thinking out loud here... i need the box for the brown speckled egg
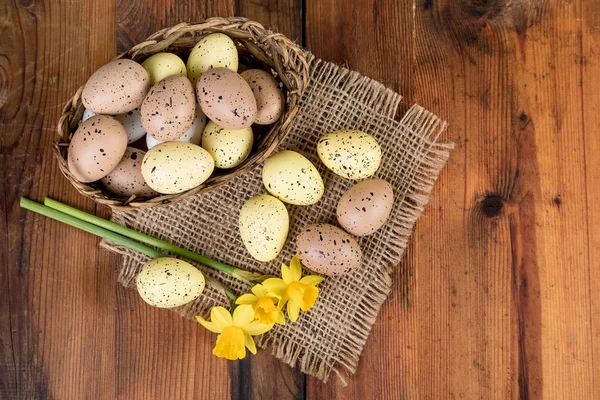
[196,67,257,129]
[296,223,362,276]
[81,59,150,114]
[141,75,196,141]
[68,115,128,182]
[337,179,394,236]
[240,69,284,125]
[100,147,158,198]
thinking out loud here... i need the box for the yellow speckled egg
[201,121,253,169]
[136,257,205,308]
[262,150,324,206]
[141,142,214,194]
[239,194,289,262]
[187,33,239,85]
[317,130,382,179]
[82,59,150,114]
[68,115,128,182]
[141,52,187,84]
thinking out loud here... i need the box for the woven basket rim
[54,16,310,210]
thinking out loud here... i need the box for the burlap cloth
[101,56,453,384]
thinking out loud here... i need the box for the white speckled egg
[317,130,382,179]
[81,109,97,122]
[100,147,158,198]
[141,75,196,141]
[141,52,187,84]
[146,106,207,149]
[187,33,239,85]
[81,59,150,114]
[240,69,284,125]
[201,121,253,169]
[68,115,128,182]
[196,68,257,129]
[239,194,289,262]
[114,107,146,143]
[141,142,214,194]
[336,179,394,236]
[262,150,324,206]
[136,257,205,308]
[297,223,362,276]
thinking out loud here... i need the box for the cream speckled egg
[317,130,382,179]
[146,106,207,149]
[136,257,205,308]
[68,115,128,182]
[336,179,394,236]
[201,121,253,169]
[114,107,146,143]
[81,59,150,114]
[187,33,239,85]
[100,147,158,198]
[196,68,257,129]
[141,142,214,194]
[239,194,289,262]
[297,223,362,276]
[142,52,187,84]
[240,69,284,125]
[81,109,96,122]
[262,150,324,206]
[141,75,196,141]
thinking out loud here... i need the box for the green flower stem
[43,197,260,281]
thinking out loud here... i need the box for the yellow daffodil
[236,284,285,325]
[262,255,324,322]
[196,305,273,360]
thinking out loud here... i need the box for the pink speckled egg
[81,59,150,115]
[240,69,284,125]
[67,115,128,182]
[196,68,257,129]
[296,223,362,276]
[141,75,196,141]
[337,179,394,236]
[100,147,158,198]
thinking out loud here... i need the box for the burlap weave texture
[102,57,453,384]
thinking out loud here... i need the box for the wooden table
[2,0,599,398]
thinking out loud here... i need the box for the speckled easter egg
[81,59,150,114]
[317,130,382,179]
[68,115,128,182]
[141,52,187,84]
[296,223,362,276]
[196,68,257,130]
[239,194,289,262]
[141,75,196,141]
[336,179,394,236]
[187,33,239,85]
[81,109,97,122]
[146,106,207,149]
[201,121,253,169]
[100,147,157,198]
[141,142,214,194]
[262,150,324,206]
[114,107,147,143]
[240,69,285,125]
[136,257,205,308]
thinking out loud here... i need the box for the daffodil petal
[244,334,257,354]
[251,284,269,298]
[232,304,255,327]
[281,263,293,284]
[196,316,223,333]
[289,255,303,282]
[301,286,319,311]
[244,320,274,336]
[210,306,233,329]
[262,278,287,298]
[287,301,300,322]
[213,327,246,360]
[276,311,286,325]
[300,275,324,286]
[235,293,257,305]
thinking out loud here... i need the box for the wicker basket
[54,17,310,209]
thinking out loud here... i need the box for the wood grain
[1,0,599,399]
